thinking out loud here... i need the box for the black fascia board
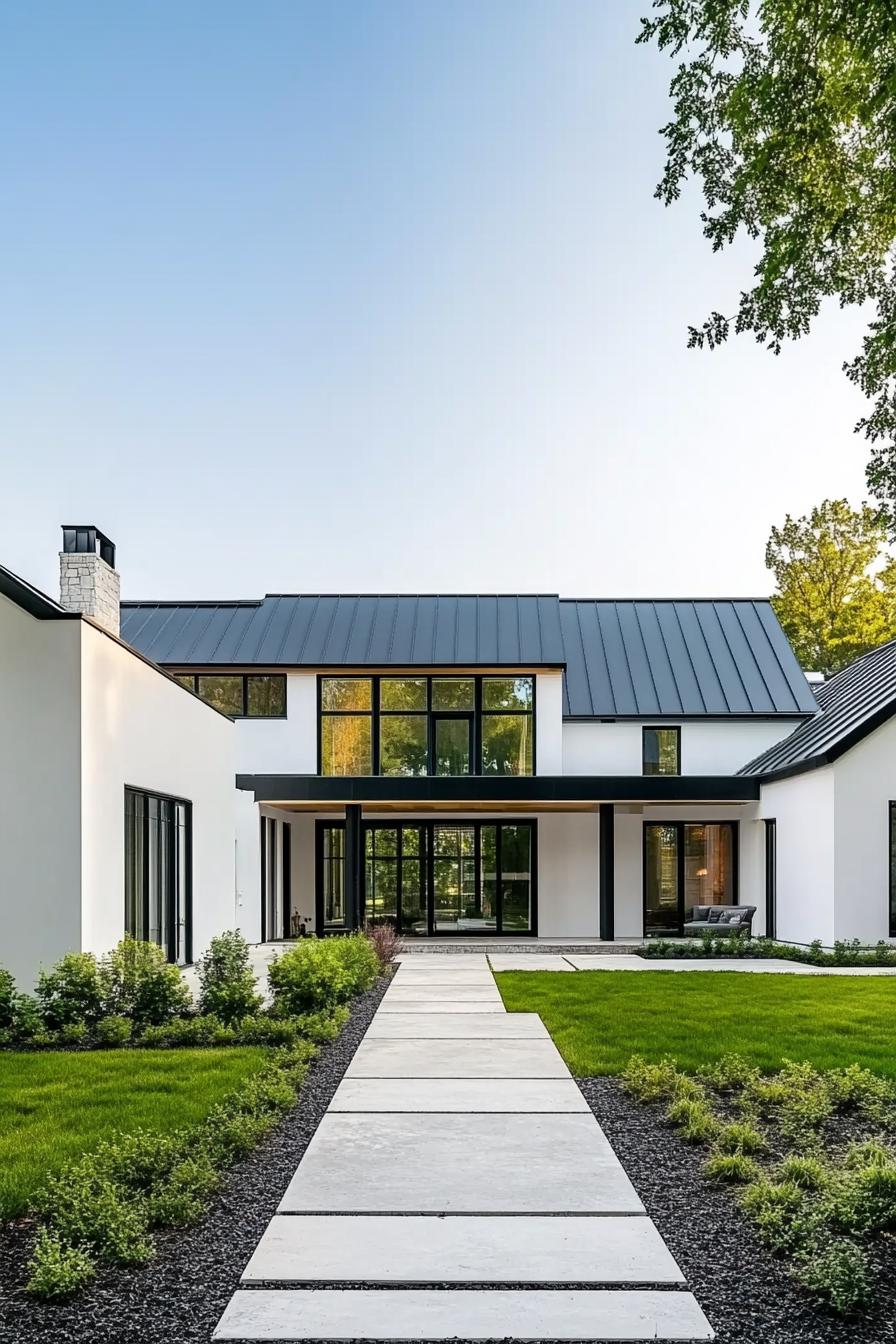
[756,695,896,783]
[0,566,74,620]
[235,773,760,804]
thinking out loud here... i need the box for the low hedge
[640,935,896,968]
[267,933,380,1014]
[27,1041,318,1300]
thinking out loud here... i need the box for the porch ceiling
[237,773,760,808]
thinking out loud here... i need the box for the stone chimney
[59,525,120,636]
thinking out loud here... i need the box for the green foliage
[704,1151,761,1184]
[778,1155,827,1191]
[25,1041,317,1298]
[638,1,896,518]
[36,953,106,1031]
[196,930,262,1025]
[57,1022,89,1047]
[796,1240,872,1313]
[621,1055,683,1103]
[827,1156,896,1234]
[0,968,16,1030]
[268,934,378,1015]
[715,1121,766,1155]
[11,993,46,1045]
[27,1230,95,1300]
[100,936,192,1028]
[699,1053,759,1092]
[739,1180,808,1251]
[666,1096,719,1143]
[94,1015,133,1047]
[139,1015,236,1049]
[293,1004,350,1043]
[766,501,896,675]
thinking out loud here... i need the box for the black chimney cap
[62,526,116,569]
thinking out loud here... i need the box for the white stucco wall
[832,716,896,943]
[79,622,237,964]
[562,718,803,776]
[0,597,83,986]
[534,672,563,774]
[760,769,836,946]
[536,813,600,937]
[234,672,317,775]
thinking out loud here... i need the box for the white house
[3,524,895,985]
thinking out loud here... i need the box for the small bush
[666,1097,719,1144]
[11,993,45,1044]
[796,1239,872,1313]
[196,930,262,1025]
[0,967,16,1030]
[621,1055,683,1103]
[827,1065,895,1122]
[740,1180,807,1251]
[57,1022,89,1046]
[40,1167,152,1265]
[778,1155,827,1190]
[699,1053,759,1093]
[139,1015,235,1049]
[704,1152,761,1184]
[27,1230,96,1299]
[364,920,402,968]
[94,1014,133,1046]
[36,952,105,1030]
[295,1004,349,1043]
[716,1122,766,1155]
[829,1160,896,1234]
[268,934,378,1014]
[146,1155,219,1228]
[100,936,191,1028]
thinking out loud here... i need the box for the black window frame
[124,785,192,964]
[173,672,287,719]
[316,674,536,778]
[764,818,777,940]
[889,803,896,939]
[642,725,681,777]
[642,818,739,937]
[315,817,538,936]
[260,816,293,941]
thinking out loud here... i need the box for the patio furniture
[683,905,755,936]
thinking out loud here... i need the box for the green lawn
[0,1047,269,1219]
[495,971,896,1076]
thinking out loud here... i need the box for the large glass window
[643,726,680,776]
[318,674,536,776]
[174,673,286,718]
[644,821,736,936]
[125,788,191,963]
[890,804,896,938]
[321,826,346,928]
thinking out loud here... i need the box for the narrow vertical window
[481,677,534,776]
[320,678,373,775]
[889,804,896,938]
[642,726,680,776]
[765,818,777,941]
[124,787,192,963]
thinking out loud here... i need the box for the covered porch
[237,773,762,944]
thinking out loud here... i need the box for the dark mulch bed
[580,1077,896,1344]
[0,975,390,1344]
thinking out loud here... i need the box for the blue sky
[1,0,870,601]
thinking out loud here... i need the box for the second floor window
[174,673,286,718]
[643,725,680,776]
[319,674,535,777]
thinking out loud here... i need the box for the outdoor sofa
[683,905,756,936]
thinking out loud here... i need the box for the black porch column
[599,803,615,942]
[344,804,364,931]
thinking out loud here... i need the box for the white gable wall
[562,718,803,775]
[760,768,837,945]
[833,714,896,943]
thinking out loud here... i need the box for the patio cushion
[706,908,723,924]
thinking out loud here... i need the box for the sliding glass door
[644,821,736,936]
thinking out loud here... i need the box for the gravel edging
[580,1077,896,1344]
[0,974,390,1344]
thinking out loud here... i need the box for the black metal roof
[559,599,817,718]
[739,638,896,779]
[118,593,817,719]
[0,564,74,621]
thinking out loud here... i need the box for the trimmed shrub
[57,1022,89,1047]
[139,1015,235,1049]
[11,993,46,1045]
[94,1014,133,1047]
[99,937,191,1028]
[294,1004,350,1043]
[196,930,262,1025]
[796,1240,872,1313]
[40,1166,153,1265]
[0,967,15,1030]
[36,952,105,1030]
[703,1152,761,1184]
[715,1122,766,1155]
[268,934,378,1015]
[699,1053,759,1093]
[621,1055,683,1103]
[27,1230,95,1299]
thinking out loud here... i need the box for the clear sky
[1,0,871,603]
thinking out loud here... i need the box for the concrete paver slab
[366,1012,548,1039]
[384,983,504,1000]
[488,955,576,971]
[278,1112,644,1213]
[378,999,506,1013]
[243,1213,684,1283]
[345,1037,571,1078]
[214,1288,714,1340]
[329,1076,590,1112]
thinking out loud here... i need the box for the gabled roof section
[0,563,74,620]
[119,595,566,668]
[739,637,896,779]
[560,599,818,717]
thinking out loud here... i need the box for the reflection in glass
[320,678,372,711]
[431,678,475,710]
[683,824,733,917]
[481,714,533,775]
[482,677,533,710]
[434,717,471,775]
[247,675,286,717]
[432,826,480,931]
[380,715,428,776]
[380,678,427,710]
[322,826,345,926]
[321,716,372,775]
[197,675,243,715]
[500,825,532,931]
[643,727,680,776]
[645,824,679,935]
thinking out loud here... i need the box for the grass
[495,971,896,1076]
[0,1047,270,1219]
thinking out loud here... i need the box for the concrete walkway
[214,956,714,1342]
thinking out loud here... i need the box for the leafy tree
[638,2,896,518]
[766,499,896,674]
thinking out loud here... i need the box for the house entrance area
[643,821,737,936]
[317,818,536,937]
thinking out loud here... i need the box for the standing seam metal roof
[119,594,817,719]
